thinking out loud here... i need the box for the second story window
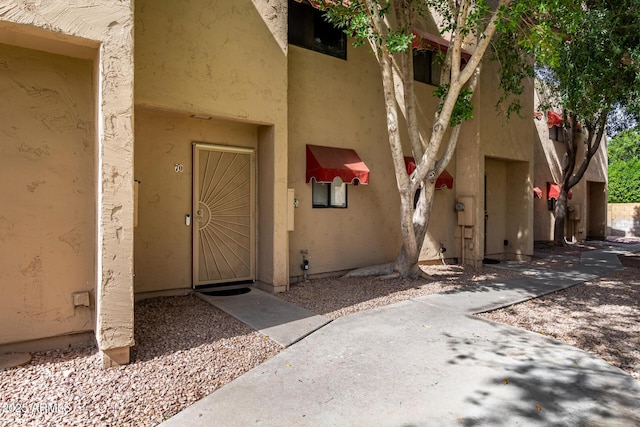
[549,125,565,142]
[412,29,470,87]
[288,0,347,60]
[413,50,442,86]
[547,111,565,142]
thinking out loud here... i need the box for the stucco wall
[287,37,463,276]
[608,203,640,237]
[134,108,260,293]
[480,61,534,259]
[484,158,508,256]
[0,44,95,345]
[0,1,134,363]
[135,0,289,289]
[532,90,608,242]
[287,43,399,276]
[454,58,535,262]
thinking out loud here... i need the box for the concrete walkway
[197,288,331,347]
[163,245,640,426]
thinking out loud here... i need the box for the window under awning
[547,182,572,200]
[404,157,454,190]
[306,144,370,185]
[411,28,472,64]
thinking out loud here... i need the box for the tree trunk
[391,182,433,278]
[553,189,569,246]
[343,1,506,279]
[552,113,606,246]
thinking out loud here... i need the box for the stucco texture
[0,1,135,358]
[135,0,289,290]
[288,42,401,277]
[0,44,95,345]
[134,108,261,293]
[532,91,608,242]
[288,35,465,277]
[453,58,535,262]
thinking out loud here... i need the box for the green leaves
[609,128,640,164]
[434,85,475,127]
[386,31,413,53]
[609,159,640,203]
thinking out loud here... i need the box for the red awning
[306,144,369,184]
[533,186,543,199]
[404,157,453,190]
[435,169,454,189]
[404,156,417,175]
[412,28,472,64]
[547,183,572,200]
[547,110,563,129]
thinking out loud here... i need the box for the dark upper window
[413,49,442,86]
[288,0,347,60]
[549,126,565,142]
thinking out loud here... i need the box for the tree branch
[568,113,607,188]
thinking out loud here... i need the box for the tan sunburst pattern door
[193,143,255,286]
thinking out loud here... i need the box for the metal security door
[193,144,255,286]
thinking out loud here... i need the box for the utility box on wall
[456,196,475,226]
[568,203,581,220]
[287,189,295,231]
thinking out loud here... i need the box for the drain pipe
[461,225,465,266]
[300,250,309,282]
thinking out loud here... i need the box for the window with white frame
[312,177,348,208]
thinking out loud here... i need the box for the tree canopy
[609,128,640,164]
[608,128,640,203]
[317,0,520,277]
[497,0,640,244]
[312,0,640,268]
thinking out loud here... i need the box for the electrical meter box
[568,203,581,220]
[456,196,475,226]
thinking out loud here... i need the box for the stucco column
[95,24,135,368]
[0,0,135,368]
[272,128,289,290]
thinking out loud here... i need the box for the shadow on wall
[634,205,640,237]
[607,203,640,237]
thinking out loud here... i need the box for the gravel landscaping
[279,263,518,319]
[1,296,280,427]
[479,247,640,381]
[2,241,638,426]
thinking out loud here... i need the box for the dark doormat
[200,287,251,296]
[482,258,501,265]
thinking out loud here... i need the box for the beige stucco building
[532,91,608,243]
[1,0,601,366]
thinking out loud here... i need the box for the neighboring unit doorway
[193,143,255,286]
[587,181,607,239]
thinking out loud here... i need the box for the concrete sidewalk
[162,246,640,426]
[197,288,331,347]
